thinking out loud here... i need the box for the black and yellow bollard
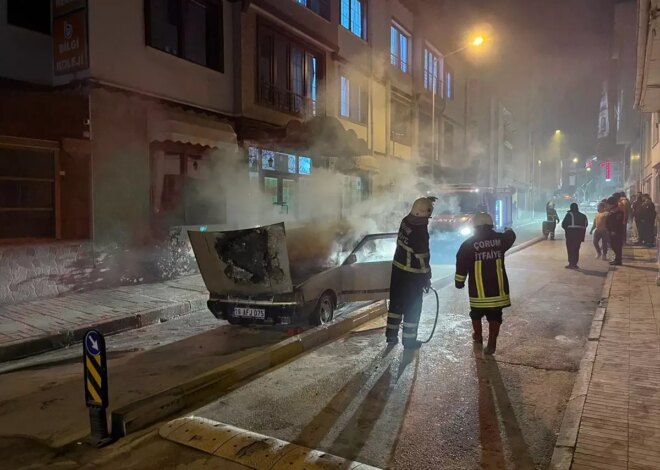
[83,329,113,447]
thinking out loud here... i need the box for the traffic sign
[82,329,112,446]
[85,330,101,356]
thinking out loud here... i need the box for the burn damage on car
[215,228,286,285]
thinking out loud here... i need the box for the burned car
[189,223,397,326]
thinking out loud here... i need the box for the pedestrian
[455,212,516,355]
[639,195,657,247]
[632,192,643,243]
[545,201,560,240]
[561,202,588,269]
[386,197,433,349]
[618,192,632,243]
[607,196,625,266]
[590,203,609,260]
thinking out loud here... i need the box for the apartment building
[0,0,515,303]
[0,0,237,303]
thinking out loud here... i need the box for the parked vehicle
[188,223,397,326]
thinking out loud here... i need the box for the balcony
[259,82,318,117]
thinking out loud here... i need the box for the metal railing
[259,82,317,116]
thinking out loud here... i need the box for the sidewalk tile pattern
[572,247,660,470]
[0,275,206,348]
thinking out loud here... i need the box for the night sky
[412,0,620,157]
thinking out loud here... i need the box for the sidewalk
[554,246,660,470]
[0,275,207,362]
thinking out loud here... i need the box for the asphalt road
[82,236,607,470]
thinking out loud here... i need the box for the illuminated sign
[495,199,503,228]
[299,156,311,175]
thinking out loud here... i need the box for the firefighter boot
[484,321,501,355]
[472,320,483,344]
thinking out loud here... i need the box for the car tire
[310,292,335,326]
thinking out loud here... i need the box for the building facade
[0,0,519,304]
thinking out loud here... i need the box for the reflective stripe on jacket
[455,228,516,309]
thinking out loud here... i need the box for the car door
[340,233,397,302]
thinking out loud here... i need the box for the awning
[149,110,236,147]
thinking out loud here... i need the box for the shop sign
[53,9,88,75]
[53,0,86,17]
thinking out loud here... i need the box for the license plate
[233,307,266,319]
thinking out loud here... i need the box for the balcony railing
[259,81,318,117]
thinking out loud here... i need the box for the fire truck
[429,185,514,236]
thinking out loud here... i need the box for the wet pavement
[173,237,608,469]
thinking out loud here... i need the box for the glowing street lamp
[472,36,485,47]
[572,157,579,163]
[555,129,561,135]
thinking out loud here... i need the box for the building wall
[0,0,52,84]
[89,88,151,244]
[87,0,235,114]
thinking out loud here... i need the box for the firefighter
[561,202,588,269]
[455,212,516,355]
[386,197,433,349]
[545,201,560,240]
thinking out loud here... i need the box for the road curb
[549,268,614,470]
[0,295,206,363]
[110,300,387,439]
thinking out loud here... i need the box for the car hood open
[188,223,294,297]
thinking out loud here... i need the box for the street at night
[2,0,660,469]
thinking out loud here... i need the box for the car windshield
[352,236,397,264]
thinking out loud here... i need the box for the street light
[430,32,487,182]
[572,157,579,163]
[472,36,485,46]
[555,129,561,135]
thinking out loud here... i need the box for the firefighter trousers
[386,266,425,345]
[565,235,582,267]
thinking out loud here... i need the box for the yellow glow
[472,36,485,47]
[631,154,640,161]
[555,129,561,135]
[572,157,579,163]
[538,159,542,165]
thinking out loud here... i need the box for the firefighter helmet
[472,212,494,227]
[411,197,434,218]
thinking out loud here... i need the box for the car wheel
[311,292,335,326]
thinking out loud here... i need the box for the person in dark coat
[607,196,626,266]
[638,195,657,247]
[561,202,588,269]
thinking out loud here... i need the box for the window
[391,98,411,145]
[294,0,330,20]
[7,0,51,34]
[341,0,367,40]
[446,66,454,100]
[258,23,323,116]
[340,75,368,123]
[653,112,659,148]
[390,23,410,73]
[146,0,224,72]
[0,147,55,239]
[424,47,443,96]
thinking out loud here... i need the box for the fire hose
[420,286,440,344]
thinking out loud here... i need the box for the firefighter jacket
[546,208,559,223]
[455,228,516,309]
[393,214,431,279]
[561,210,588,241]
